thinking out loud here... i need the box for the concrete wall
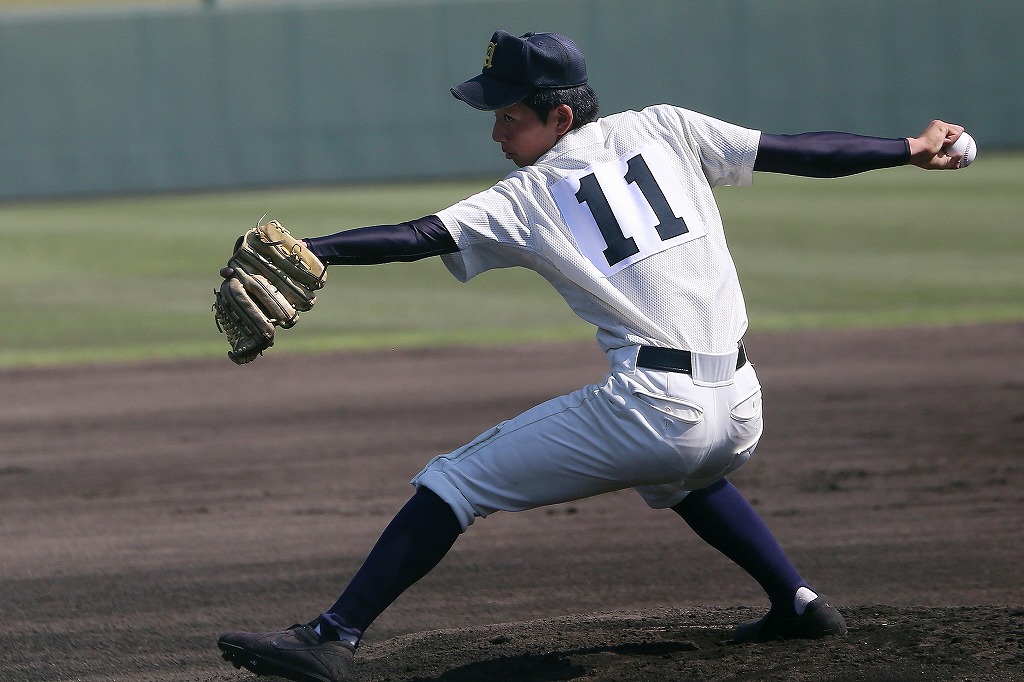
[1,0,1020,200]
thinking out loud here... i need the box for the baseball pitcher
[215,30,971,682]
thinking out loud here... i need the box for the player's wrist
[905,136,926,160]
[906,136,941,168]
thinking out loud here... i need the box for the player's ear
[553,104,574,136]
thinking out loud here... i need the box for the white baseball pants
[412,345,763,531]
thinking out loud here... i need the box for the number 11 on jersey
[551,144,705,277]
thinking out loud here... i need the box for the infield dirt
[2,323,1022,681]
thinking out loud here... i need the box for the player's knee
[411,476,477,532]
[409,485,466,537]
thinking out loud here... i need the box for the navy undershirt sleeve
[304,215,457,265]
[305,134,909,264]
[755,132,911,178]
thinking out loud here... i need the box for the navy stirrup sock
[672,479,810,614]
[321,479,809,641]
[321,486,462,638]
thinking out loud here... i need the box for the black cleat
[732,595,848,643]
[218,622,355,682]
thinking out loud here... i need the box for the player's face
[491,103,563,167]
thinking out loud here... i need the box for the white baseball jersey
[415,105,764,528]
[437,104,761,356]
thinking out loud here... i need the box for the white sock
[794,586,818,615]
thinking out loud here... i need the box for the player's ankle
[311,614,362,649]
[793,586,818,615]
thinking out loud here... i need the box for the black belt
[636,341,747,374]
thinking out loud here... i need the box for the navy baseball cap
[451,30,587,111]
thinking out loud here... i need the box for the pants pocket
[729,386,761,422]
[632,389,705,425]
[727,383,763,453]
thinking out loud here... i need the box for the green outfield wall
[0,0,1020,200]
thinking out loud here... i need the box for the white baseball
[945,131,977,168]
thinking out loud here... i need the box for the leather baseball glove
[212,217,327,364]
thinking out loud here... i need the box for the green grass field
[1,154,1021,367]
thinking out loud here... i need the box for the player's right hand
[907,119,965,169]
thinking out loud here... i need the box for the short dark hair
[522,84,599,131]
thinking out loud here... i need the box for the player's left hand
[212,217,327,364]
[907,120,966,169]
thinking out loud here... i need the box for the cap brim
[450,73,534,111]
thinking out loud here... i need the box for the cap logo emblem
[483,41,496,70]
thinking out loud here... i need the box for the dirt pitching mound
[1,323,1021,681]
[356,605,1023,681]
